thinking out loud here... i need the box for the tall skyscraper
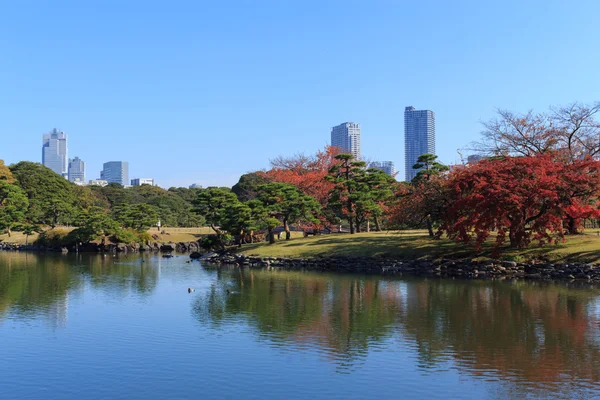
[369,161,396,176]
[404,106,435,181]
[331,122,361,160]
[42,129,68,177]
[101,161,129,186]
[68,156,86,183]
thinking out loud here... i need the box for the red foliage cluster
[439,155,600,249]
[260,146,340,207]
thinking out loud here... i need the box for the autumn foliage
[439,155,600,249]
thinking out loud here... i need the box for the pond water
[1,252,600,399]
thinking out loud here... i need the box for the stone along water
[1,252,600,399]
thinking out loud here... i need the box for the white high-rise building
[369,161,396,176]
[131,178,155,186]
[404,106,435,181]
[68,156,86,183]
[331,122,361,160]
[42,129,68,177]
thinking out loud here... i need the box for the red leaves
[440,155,600,249]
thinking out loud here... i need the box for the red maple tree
[439,155,600,249]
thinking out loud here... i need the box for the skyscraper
[101,161,129,186]
[331,122,361,160]
[369,161,396,176]
[42,129,68,177]
[68,156,86,183]
[404,106,435,181]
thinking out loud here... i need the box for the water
[1,252,600,399]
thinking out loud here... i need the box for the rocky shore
[0,241,201,254]
[196,252,600,282]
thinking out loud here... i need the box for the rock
[502,261,517,268]
[160,243,176,252]
[190,252,202,259]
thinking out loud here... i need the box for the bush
[111,228,138,244]
[36,228,73,247]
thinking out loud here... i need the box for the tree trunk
[373,216,382,232]
[366,220,370,232]
[426,215,434,238]
[355,215,361,233]
[268,229,275,244]
[7,228,11,238]
[284,219,291,240]
[348,217,354,234]
[25,234,29,246]
[566,215,579,234]
[249,230,254,243]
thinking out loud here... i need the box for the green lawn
[239,230,600,264]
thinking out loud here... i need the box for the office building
[101,161,129,186]
[331,122,361,160]
[68,156,86,183]
[189,183,203,189]
[467,154,484,164]
[404,106,435,181]
[131,178,155,186]
[42,129,68,177]
[369,161,396,176]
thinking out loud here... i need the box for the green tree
[256,182,321,240]
[326,154,367,234]
[412,153,449,183]
[113,203,159,232]
[0,182,29,237]
[71,207,121,244]
[193,187,240,235]
[231,172,270,202]
[9,162,78,226]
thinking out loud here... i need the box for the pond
[1,252,600,399]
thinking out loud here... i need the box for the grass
[0,226,212,245]
[238,230,600,264]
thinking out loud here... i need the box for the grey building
[131,178,155,186]
[369,161,396,176]
[68,156,86,183]
[404,106,435,181]
[42,129,68,177]
[101,161,129,186]
[467,154,484,163]
[331,122,361,160]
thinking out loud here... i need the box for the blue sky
[1,0,599,187]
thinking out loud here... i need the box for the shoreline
[198,252,600,282]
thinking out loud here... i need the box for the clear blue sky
[1,0,599,187]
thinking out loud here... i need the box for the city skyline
[331,122,361,161]
[42,129,68,178]
[2,2,599,188]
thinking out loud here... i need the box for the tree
[0,182,29,237]
[193,187,240,235]
[17,224,40,246]
[71,207,121,244]
[326,154,367,234]
[412,153,449,183]
[408,154,450,237]
[0,160,15,183]
[9,162,77,226]
[113,204,159,232]
[231,172,270,202]
[439,155,600,249]
[475,102,600,162]
[256,182,321,240]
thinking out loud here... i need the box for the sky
[1,0,599,188]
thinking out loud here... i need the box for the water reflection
[194,266,600,394]
[2,252,600,397]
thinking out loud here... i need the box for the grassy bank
[239,230,600,264]
[0,226,213,246]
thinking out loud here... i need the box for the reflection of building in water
[46,293,68,329]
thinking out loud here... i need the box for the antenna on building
[457,149,465,165]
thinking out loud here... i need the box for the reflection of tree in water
[192,267,402,371]
[397,280,600,396]
[0,253,159,322]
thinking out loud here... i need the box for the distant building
[467,154,485,163]
[369,161,396,176]
[331,122,361,160]
[404,106,435,181]
[89,179,109,187]
[68,156,86,183]
[189,183,203,189]
[101,161,129,186]
[131,178,155,186]
[42,129,68,177]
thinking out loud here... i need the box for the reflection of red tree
[401,281,600,388]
